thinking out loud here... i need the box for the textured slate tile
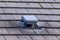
[32,0,44,2]
[50,9,60,14]
[28,3,41,7]
[0,21,11,27]
[47,22,60,27]
[7,28,22,34]
[40,3,53,8]
[3,9,16,13]
[5,3,17,7]
[39,9,52,14]
[15,9,28,13]
[57,36,60,40]
[33,29,48,34]
[46,29,60,34]
[17,36,31,40]
[0,28,22,34]
[20,29,35,34]
[0,28,8,34]
[53,29,60,34]
[52,4,60,8]
[4,36,19,40]
[36,15,50,20]
[21,0,32,1]
[12,15,21,20]
[0,21,8,27]
[55,0,60,2]
[1,0,21,1]
[44,0,55,2]
[31,36,45,40]
[58,29,60,33]
[49,16,60,20]
[0,2,6,7]
[0,36,5,40]
[0,8,4,13]
[27,9,40,13]
[0,15,14,20]
[9,21,19,27]
[16,3,29,7]
[36,22,49,27]
[44,36,59,40]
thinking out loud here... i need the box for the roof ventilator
[17,15,44,29]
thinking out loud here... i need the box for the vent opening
[17,15,38,28]
[25,24,32,27]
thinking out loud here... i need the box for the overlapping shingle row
[0,0,60,40]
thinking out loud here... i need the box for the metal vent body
[22,15,38,27]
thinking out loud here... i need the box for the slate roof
[0,0,60,40]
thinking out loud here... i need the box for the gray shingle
[15,9,28,13]
[47,22,60,27]
[21,0,33,1]
[0,21,11,27]
[3,9,16,13]
[28,3,41,7]
[16,3,29,7]
[40,3,53,8]
[33,29,48,34]
[17,36,31,40]
[52,4,60,8]
[0,2,6,7]
[44,36,59,40]
[0,36,5,40]
[0,8,4,13]
[5,3,17,7]
[56,36,60,40]
[12,15,21,20]
[55,0,60,2]
[49,16,60,20]
[0,0,59,40]
[2,0,21,1]
[32,0,44,2]
[7,28,22,34]
[36,15,50,20]
[27,9,40,13]
[46,29,60,34]
[44,0,55,2]
[0,29,8,34]
[0,15,14,20]
[39,9,52,14]
[20,29,35,34]
[50,10,60,14]
[4,36,19,40]
[31,36,45,40]
[36,22,49,27]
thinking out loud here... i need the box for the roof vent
[21,15,38,28]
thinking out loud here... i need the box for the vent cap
[22,15,38,24]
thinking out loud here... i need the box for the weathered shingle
[5,3,17,7]
[40,3,53,8]
[0,0,60,40]
[3,9,16,13]
[52,4,60,8]
[44,36,59,40]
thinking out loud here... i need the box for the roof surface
[0,0,60,40]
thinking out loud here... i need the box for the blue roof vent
[21,15,38,28]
